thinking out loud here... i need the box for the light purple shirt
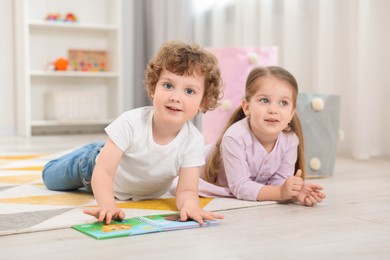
[199,117,299,201]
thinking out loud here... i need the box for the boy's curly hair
[144,40,223,112]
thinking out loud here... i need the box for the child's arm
[83,138,125,224]
[257,169,304,201]
[175,167,224,224]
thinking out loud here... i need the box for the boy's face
[152,69,205,127]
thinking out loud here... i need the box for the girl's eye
[185,88,195,95]
[280,100,288,106]
[259,98,269,104]
[163,83,174,90]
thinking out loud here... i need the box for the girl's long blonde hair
[203,66,306,185]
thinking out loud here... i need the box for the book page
[141,214,218,231]
[72,218,161,239]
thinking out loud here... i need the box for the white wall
[0,0,15,136]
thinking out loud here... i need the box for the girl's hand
[178,204,224,225]
[83,206,125,224]
[281,169,304,200]
[295,183,326,207]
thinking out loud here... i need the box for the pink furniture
[202,47,278,144]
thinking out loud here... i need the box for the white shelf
[32,119,114,126]
[14,0,123,136]
[29,20,119,31]
[30,70,119,78]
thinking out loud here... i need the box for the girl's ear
[241,99,250,117]
[290,108,296,121]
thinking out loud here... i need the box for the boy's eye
[259,98,269,103]
[163,83,174,90]
[185,88,195,95]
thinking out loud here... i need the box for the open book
[72,213,219,239]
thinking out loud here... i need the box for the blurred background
[1,0,389,159]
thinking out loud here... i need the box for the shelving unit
[14,0,123,135]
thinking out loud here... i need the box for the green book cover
[72,213,219,239]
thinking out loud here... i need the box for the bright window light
[193,0,232,13]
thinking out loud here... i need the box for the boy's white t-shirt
[105,106,205,201]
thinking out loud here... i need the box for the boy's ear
[199,98,206,113]
[199,103,205,113]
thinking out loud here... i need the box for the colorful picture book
[72,213,219,239]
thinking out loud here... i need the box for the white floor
[1,134,390,260]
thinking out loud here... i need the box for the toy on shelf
[68,49,108,72]
[64,13,78,22]
[45,57,69,71]
[54,57,69,71]
[45,12,78,23]
[46,13,61,21]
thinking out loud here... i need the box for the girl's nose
[267,104,278,114]
[267,109,276,114]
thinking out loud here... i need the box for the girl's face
[152,69,205,128]
[242,76,295,143]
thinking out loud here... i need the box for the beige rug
[0,151,274,236]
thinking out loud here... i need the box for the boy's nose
[169,93,181,102]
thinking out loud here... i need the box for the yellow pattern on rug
[0,153,46,171]
[0,193,95,206]
[0,173,42,184]
[116,197,213,211]
[3,166,44,171]
[0,154,47,160]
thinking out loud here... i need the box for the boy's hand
[83,207,125,224]
[178,204,224,225]
[175,166,224,225]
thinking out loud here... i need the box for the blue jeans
[42,141,105,192]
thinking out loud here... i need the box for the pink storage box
[202,47,278,144]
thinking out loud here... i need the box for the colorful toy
[68,49,107,72]
[54,57,69,71]
[46,13,61,21]
[64,13,78,22]
[45,13,77,22]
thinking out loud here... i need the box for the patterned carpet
[0,151,273,236]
